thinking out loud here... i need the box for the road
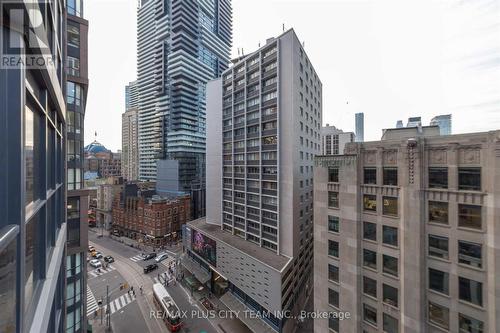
[88,231,218,333]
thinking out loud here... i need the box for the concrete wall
[206,78,223,226]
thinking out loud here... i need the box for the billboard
[191,229,217,266]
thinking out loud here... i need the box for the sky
[84,0,500,152]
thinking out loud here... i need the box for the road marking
[129,255,143,262]
[86,286,99,317]
[110,301,116,314]
[107,293,136,316]
[88,265,117,278]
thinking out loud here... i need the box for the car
[90,259,102,268]
[90,250,97,257]
[88,246,95,252]
[93,252,103,259]
[104,255,115,263]
[142,252,156,261]
[155,253,168,263]
[143,263,158,274]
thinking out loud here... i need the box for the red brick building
[112,184,191,246]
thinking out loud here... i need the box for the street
[87,230,218,333]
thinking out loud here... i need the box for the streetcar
[152,283,183,332]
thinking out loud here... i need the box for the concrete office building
[65,1,90,332]
[96,178,124,231]
[430,114,452,136]
[0,1,79,332]
[355,112,364,142]
[182,29,321,332]
[313,128,500,333]
[321,124,355,155]
[136,0,232,182]
[122,108,139,181]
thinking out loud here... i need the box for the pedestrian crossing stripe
[86,286,99,317]
[161,257,176,268]
[106,293,136,316]
[129,255,143,262]
[88,265,116,278]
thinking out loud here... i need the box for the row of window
[429,201,482,230]
[429,302,484,332]
[429,235,482,268]
[428,269,483,306]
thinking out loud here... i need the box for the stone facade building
[314,129,500,333]
[112,184,191,246]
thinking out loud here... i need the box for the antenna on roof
[242,48,244,56]
[282,23,285,32]
[302,41,305,48]
[237,48,240,56]
[258,42,260,47]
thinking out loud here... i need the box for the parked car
[93,252,103,259]
[88,245,95,252]
[104,255,115,263]
[90,259,102,268]
[143,263,158,274]
[142,252,156,261]
[155,253,168,263]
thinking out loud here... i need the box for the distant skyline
[84,0,500,151]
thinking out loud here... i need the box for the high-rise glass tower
[136,0,232,190]
[125,80,138,111]
[430,114,452,135]
[0,1,80,332]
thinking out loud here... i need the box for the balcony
[234,185,245,192]
[262,82,277,94]
[247,213,260,222]
[234,148,245,154]
[262,113,277,122]
[247,131,260,139]
[247,146,259,153]
[262,67,277,79]
[262,128,277,137]
[247,187,259,194]
[247,160,260,166]
[234,197,245,204]
[234,160,245,165]
[246,118,259,126]
[247,104,259,113]
[247,89,259,99]
[247,173,259,180]
[262,144,277,151]
[247,200,260,208]
[262,204,277,212]
[234,173,245,179]
[262,160,277,166]
[262,189,277,196]
[262,174,277,181]
[262,217,277,227]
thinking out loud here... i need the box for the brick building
[112,183,191,246]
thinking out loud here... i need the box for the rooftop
[188,218,292,272]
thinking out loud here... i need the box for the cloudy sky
[84,0,500,151]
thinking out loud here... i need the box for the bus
[152,283,183,332]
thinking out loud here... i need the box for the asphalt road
[88,231,218,333]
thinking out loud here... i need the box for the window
[262,136,277,145]
[363,276,377,298]
[67,82,82,106]
[363,222,376,241]
[363,304,377,326]
[67,0,82,17]
[328,192,339,208]
[328,264,339,283]
[383,168,398,186]
[383,313,399,333]
[458,167,481,191]
[458,313,484,333]
[329,317,339,332]
[67,197,80,220]
[262,121,277,131]
[67,24,80,47]
[428,201,448,224]
[429,268,449,295]
[458,204,482,229]
[364,167,377,184]
[363,249,377,270]
[25,106,35,205]
[328,168,339,182]
[429,167,448,188]
[363,195,377,212]
[328,240,339,258]
[383,255,398,277]
[328,216,339,233]
[0,233,17,333]
[428,235,449,260]
[25,213,41,311]
[67,56,80,76]
[383,284,398,307]
[262,91,277,102]
[262,152,277,160]
[428,302,449,329]
[382,226,398,246]
[382,197,398,216]
[459,277,483,306]
[458,241,482,268]
[328,288,339,308]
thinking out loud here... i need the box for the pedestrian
[140,286,143,295]
[132,290,135,297]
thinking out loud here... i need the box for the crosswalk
[129,254,143,262]
[86,287,137,317]
[87,286,99,317]
[88,265,116,278]
[161,257,176,268]
[107,293,136,315]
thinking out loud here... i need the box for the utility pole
[106,285,110,328]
